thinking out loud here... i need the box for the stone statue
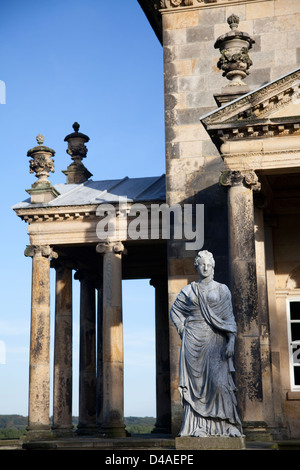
[170,250,243,438]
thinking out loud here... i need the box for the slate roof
[13,175,166,209]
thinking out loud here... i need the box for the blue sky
[0,0,165,417]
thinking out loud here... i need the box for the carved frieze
[157,0,256,10]
[235,86,300,122]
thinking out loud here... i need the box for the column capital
[220,170,261,191]
[24,244,58,259]
[96,241,126,255]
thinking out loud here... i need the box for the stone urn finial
[214,14,255,86]
[26,135,59,203]
[64,122,89,165]
[27,134,56,186]
[63,123,92,184]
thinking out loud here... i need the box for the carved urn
[64,121,89,166]
[26,134,60,203]
[214,14,255,86]
[27,134,56,187]
[63,122,92,184]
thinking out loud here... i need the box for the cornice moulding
[212,119,300,142]
[158,0,268,13]
[13,200,161,224]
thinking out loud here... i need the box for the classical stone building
[13,0,300,444]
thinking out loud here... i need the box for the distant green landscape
[0,415,156,439]
[0,415,27,439]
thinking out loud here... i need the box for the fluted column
[150,277,171,434]
[96,241,127,438]
[220,170,265,431]
[25,245,57,436]
[75,270,97,435]
[52,260,73,434]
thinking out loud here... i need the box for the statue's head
[194,250,215,280]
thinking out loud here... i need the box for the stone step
[22,435,176,451]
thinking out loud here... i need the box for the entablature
[13,199,172,247]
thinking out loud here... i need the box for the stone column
[52,260,73,434]
[96,241,127,438]
[220,170,266,434]
[75,270,97,435]
[150,277,171,434]
[96,280,104,430]
[25,245,57,436]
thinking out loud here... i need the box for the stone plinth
[175,436,246,450]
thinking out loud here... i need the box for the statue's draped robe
[170,281,243,437]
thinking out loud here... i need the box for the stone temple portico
[13,123,170,439]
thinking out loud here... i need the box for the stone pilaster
[96,241,127,438]
[52,260,73,434]
[24,245,57,437]
[150,277,171,434]
[220,170,269,437]
[75,269,97,435]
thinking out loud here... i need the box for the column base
[25,426,53,442]
[51,426,74,438]
[76,425,97,436]
[175,436,246,450]
[98,424,128,438]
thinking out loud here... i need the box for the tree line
[0,415,156,439]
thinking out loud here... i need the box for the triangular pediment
[201,68,300,128]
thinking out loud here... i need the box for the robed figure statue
[170,250,243,437]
